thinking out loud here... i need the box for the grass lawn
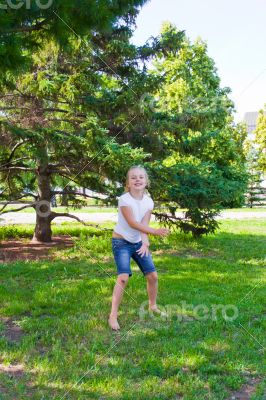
[0,219,265,399]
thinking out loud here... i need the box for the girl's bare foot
[108,315,120,330]
[149,306,168,318]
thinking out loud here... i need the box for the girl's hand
[136,242,150,257]
[154,228,170,237]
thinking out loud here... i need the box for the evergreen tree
[254,107,266,174]
[0,0,147,77]
[245,142,265,207]
[0,20,174,241]
[144,23,248,235]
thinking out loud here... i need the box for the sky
[131,0,266,122]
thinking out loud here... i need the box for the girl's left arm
[140,210,152,245]
[138,210,152,257]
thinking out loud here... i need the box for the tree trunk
[33,213,52,242]
[32,161,53,243]
[61,192,68,206]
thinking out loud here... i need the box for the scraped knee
[117,274,129,286]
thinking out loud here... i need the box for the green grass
[0,222,114,241]
[0,219,265,399]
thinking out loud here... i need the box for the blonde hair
[124,165,150,193]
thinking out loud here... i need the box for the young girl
[108,165,169,330]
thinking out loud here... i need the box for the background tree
[244,141,266,208]
[243,109,266,208]
[142,23,248,235]
[254,107,266,173]
[0,18,179,242]
[0,0,147,76]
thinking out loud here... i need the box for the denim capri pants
[112,238,156,277]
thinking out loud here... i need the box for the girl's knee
[117,274,129,285]
[146,271,158,283]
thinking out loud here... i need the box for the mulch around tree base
[0,235,74,263]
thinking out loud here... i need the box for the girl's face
[127,168,147,191]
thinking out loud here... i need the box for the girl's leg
[109,273,129,330]
[146,271,158,310]
[146,272,167,316]
[131,245,161,313]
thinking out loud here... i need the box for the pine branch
[43,107,69,113]
[51,190,104,201]
[0,202,36,215]
[2,19,50,34]
[0,157,31,169]
[0,106,30,111]
[55,172,88,187]
[0,166,35,172]
[43,108,86,118]
[152,211,184,222]
[6,141,26,163]
[49,211,112,231]
[0,193,38,213]
[55,172,111,198]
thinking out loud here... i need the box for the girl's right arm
[120,206,169,237]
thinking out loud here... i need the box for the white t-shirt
[114,192,154,243]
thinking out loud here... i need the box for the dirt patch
[228,376,263,400]
[0,363,24,377]
[0,235,74,263]
[0,317,24,343]
[0,362,37,398]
